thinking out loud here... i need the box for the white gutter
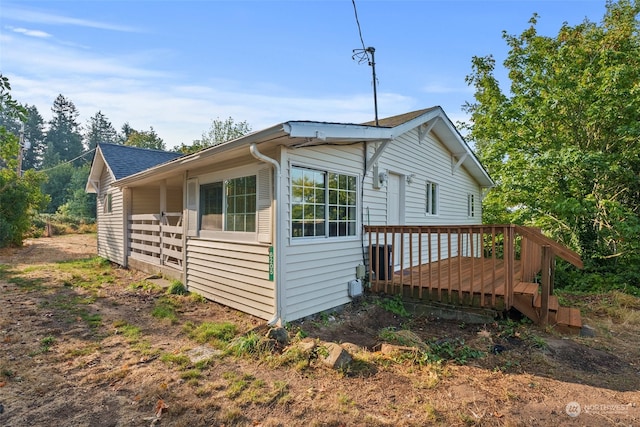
[249,143,284,326]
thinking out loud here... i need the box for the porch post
[159,180,167,265]
[540,245,553,326]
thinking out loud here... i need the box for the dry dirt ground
[0,234,639,426]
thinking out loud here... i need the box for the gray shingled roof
[98,143,182,180]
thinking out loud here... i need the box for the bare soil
[0,234,639,426]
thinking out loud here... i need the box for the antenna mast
[351,0,379,126]
[353,46,379,126]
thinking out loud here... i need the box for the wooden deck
[373,256,521,308]
[366,225,584,331]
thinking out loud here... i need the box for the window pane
[292,168,356,239]
[200,182,223,230]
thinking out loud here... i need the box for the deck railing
[128,212,184,271]
[364,224,582,313]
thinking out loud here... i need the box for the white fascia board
[284,122,393,141]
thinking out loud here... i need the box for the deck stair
[512,281,582,331]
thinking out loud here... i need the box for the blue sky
[1,0,607,149]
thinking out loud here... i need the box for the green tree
[124,126,165,150]
[43,94,84,167]
[41,162,75,213]
[0,75,48,247]
[85,111,118,150]
[464,0,640,282]
[176,116,251,154]
[58,164,95,220]
[22,105,47,170]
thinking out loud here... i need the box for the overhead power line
[351,0,379,126]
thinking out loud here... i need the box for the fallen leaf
[0,381,6,387]
[477,329,492,338]
[493,412,504,418]
[155,399,168,418]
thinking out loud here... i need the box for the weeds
[375,295,409,317]
[187,321,237,346]
[166,280,188,295]
[151,297,179,323]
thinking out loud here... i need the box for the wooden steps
[512,281,582,331]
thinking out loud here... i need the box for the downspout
[249,143,283,326]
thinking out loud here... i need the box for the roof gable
[98,143,182,180]
[86,143,182,193]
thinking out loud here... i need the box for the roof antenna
[351,0,378,126]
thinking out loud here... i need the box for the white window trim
[290,164,360,241]
[425,180,439,216]
[467,193,476,218]
[197,164,260,242]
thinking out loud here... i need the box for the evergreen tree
[22,105,46,170]
[85,111,118,150]
[43,94,84,167]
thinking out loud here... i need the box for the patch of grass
[128,280,162,292]
[180,369,202,380]
[8,276,45,291]
[375,295,409,317]
[160,352,191,369]
[151,297,179,323]
[56,256,111,271]
[166,280,188,295]
[189,292,207,303]
[224,372,253,399]
[227,331,263,357]
[0,264,13,280]
[422,338,485,365]
[378,327,428,350]
[114,321,142,342]
[29,336,56,356]
[66,343,101,357]
[188,321,237,346]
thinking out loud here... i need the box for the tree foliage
[0,75,48,247]
[43,94,84,167]
[124,126,165,150]
[464,0,640,284]
[176,116,251,154]
[85,111,118,150]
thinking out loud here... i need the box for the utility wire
[351,0,371,64]
[38,147,96,173]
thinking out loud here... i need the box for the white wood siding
[363,129,482,226]
[281,145,365,322]
[185,239,274,320]
[364,128,483,267]
[96,168,125,265]
[131,187,160,214]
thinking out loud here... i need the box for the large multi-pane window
[425,181,438,215]
[291,166,357,238]
[200,175,256,233]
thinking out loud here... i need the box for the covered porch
[365,225,584,330]
[125,176,184,281]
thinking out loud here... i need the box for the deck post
[505,225,515,309]
[540,245,553,326]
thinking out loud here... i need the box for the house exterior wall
[183,158,275,321]
[96,167,125,265]
[185,239,274,320]
[281,144,365,322]
[364,128,482,226]
[364,128,484,265]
